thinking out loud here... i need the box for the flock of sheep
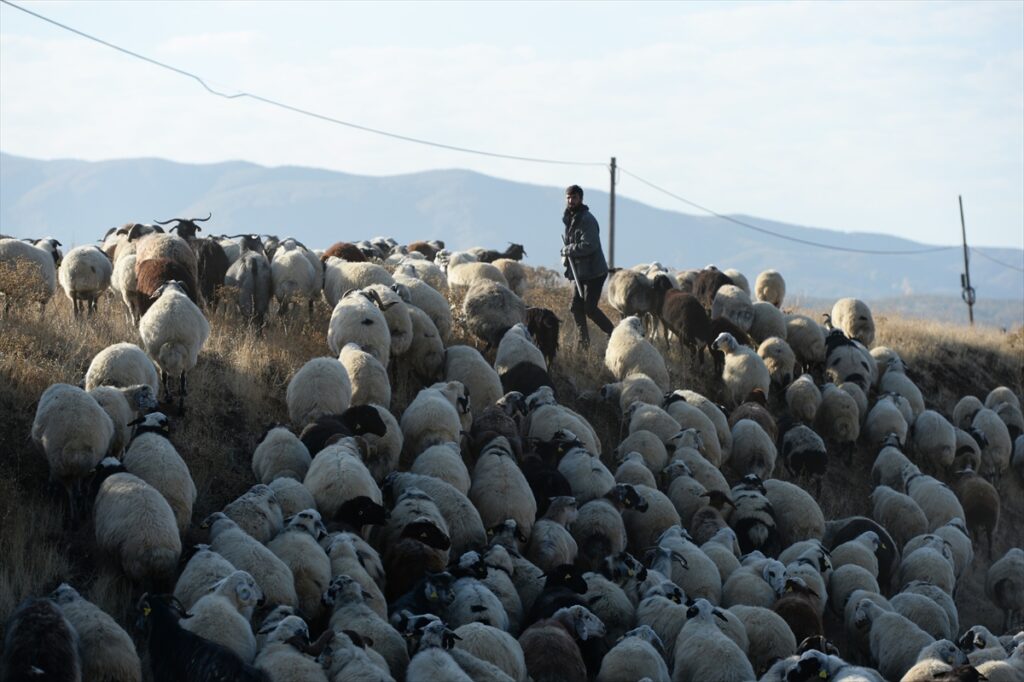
[1,221,1023,682]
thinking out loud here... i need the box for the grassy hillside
[1,270,1021,675]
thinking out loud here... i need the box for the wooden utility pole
[959,195,975,325]
[608,157,617,268]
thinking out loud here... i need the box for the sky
[1,0,1022,249]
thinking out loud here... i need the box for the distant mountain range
[2,152,1021,325]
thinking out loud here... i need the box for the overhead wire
[970,248,1024,273]
[0,0,604,168]
[617,166,957,256]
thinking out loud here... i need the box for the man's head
[566,185,584,210]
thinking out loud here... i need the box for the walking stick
[561,234,585,298]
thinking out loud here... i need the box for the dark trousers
[570,273,614,346]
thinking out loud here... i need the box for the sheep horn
[153,218,182,225]
[193,213,212,222]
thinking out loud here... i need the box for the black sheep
[500,361,554,399]
[137,593,269,682]
[525,307,561,367]
[1,597,81,682]
[298,404,388,455]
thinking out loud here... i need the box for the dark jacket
[562,205,608,282]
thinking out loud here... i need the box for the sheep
[526,495,579,571]
[622,484,681,555]
[673,598,756,682]
[339,343,392,408]
[495,322,547,375]
[559,441,617,506]
[156,216,231,307]
[870,485,927,550]
[394,268,453,340]
[303,438,381,522]
[123,413,197,533]
[220,483,284,544]
[88,383,158,457]
[51,583,141,682]
[900,639,969,681]
[749,300,788,345]
[728,391,777,441]
[701,527,742,584]
[693,266,734,310]
[930,517,973,581]
[266,510,331,621]
[271,241,317,314]
[889,591,953,641]
[754,269,786,307]
[615,451,657,487]
[712,332,770,408]
[94,468,181,585]
[594,625,669,682]
[765,478,825,546]
[675,389,732,456]
[446,573,511,632]
[470,436,538,544]
[729,419,777,480]
[757,336,797,390]
[729,605,797,675]
[401,382,466,461]
[996,402,1024,442]
[223,249,272,325]
[852,597,934,680]
[606,316,670,391]
[384,472,488,556]
[711,283,755,334]
[322,258,394,308]
[179,570,262,663]
[519,605,606,682]
[909,410,957,473]
[461,279,526,351]
[871,434,917,490]
[778,422,828,493]
[831,298,876,346]
[898,536,956,596]
[658,289,713,363]
[449,260,509,293]
[604,373,662,414]
[138,280,210,412]
[830,532,880,578]
[83,339,159,393]
[397,257,449,294]
[954,468,1000,558]
[655,526,724,605]
[32,383,115,522]
[364,283,414,358]
[785,314,827,370]
[972,407,1013,483]
[953,427,985,473]
[173,545,236,610]
[136,593,270,682]
[816,383,861,460]
[1,597,81,682]
[132,232,202,314]
[252,616,328,682]
[689,488,733,548]
[110,252,142,322]
[327,288,392,367]
[722,556,786,609]
[58,244,113,315]
[663,395,724,467]
[629,403,683,446]
[0,237,58,313]
[525,307,561,367]
[959,625,1008,667]
[266,478,315,520]
[445,344,504,410]
[493,257,528,296]
[251,426,311,484]
[453,623,529,682]
[879,359,925,417]
[569,484,647,571]
[984,551,1024,636]
[286,357,352,427]
[669,433,730,497]
[823,323,877,393]
[954,395,985,430]
[525,388,602,455]
[320,575,409,678]
[411,441,471,494]
[824,516,899,592]
[904,472,965,532]
[607,269,674,330]
[203,511,298,609]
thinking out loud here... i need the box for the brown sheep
[728,390,778,443]
[322,241,368,262]
[132,258,200,317]
[659,289,712,364]
[693,266,734,311]
[519,605,605,682]
[408,240,440,261]
[954,468,1000,558]
[772,577,823,645]
[526,307,561,367]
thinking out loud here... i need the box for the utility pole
[608,157,617,269]
[959,195,975,326]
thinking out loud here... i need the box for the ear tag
[819,672,828,679]
[355,423,362,429]
[627,569,635,577]
[428,587,438,601]
[143,607,152,616]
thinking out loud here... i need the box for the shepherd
[561,184,615,349]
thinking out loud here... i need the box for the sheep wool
[606,316,670,391]
[339,342,392,408]
[51,583,141,682]
[286,357,352,427]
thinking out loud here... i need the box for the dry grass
[1,275,1022,672]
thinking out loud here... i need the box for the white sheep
[266,509,331,621]
[889,591,952,641]
[749,301,788,345]
[322,258,393,308]
[173,544,236,611]
[401,382,466,461]
[754,270,786,307]
[909,410,956,473]
[870,485,927,550]
[32,383,115,521]
[596,625,670,682]
[605,316,670,391]
[448,260,508,291]
[364,283,414,358]
[655,526,724,605]
[933,517,973,580]
[713,332,770,408]
[87,384,158,457]
[252,426,311,484]
[222,483,284,544]
[785,314,826,369]
[729,419,777,479]
[854,597,934,680]
[526,496,579,572]
[765,478,825,547]
[253,616,328,682]
[615,451,657,487]
[494,323,547,375]
[526,388,602,456]
[339,342,392,408]
[303,438,381,520]
[396,257,449,294]
[84,342,160,393]
[604,373,663,414]
[728,604,797,675]
[444,345,505,410]
[452,622,528,682]
[394,267,453,340]
[137,280,210,411]
[493,258,527,296]
[986,547,1024,632]
[470,436,537,543]
[327,289,392,367]
[109,253,139,322]
[830,531,880,578]
[0,237,57,310]
[617,430,669,474]
[94,468,181,584]
[180,569,262,662]
[361,404,403,482]
[286,357,352,427]
[673,598,756,682]
[629,403,683,446]
[203,511,298,608]
[663,396,724,468]
[57,245,113,316]
[675,389,733,457]
[972,407,1013,482]
[122,412,196,533]
[831,298,876,347]
[879,359,925,417]
[461,279,526,350]
[758,336,797,390]
[864,394,910,449]
[904,473,965,532]
[384,472,488,559]
[269,477,317,518]
[270,241,317,315]
[723,268,750,295]
[712,284,755,332]
[51,583,141,682]
[898,536,956,596]
[322,574,410,677]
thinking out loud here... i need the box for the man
[561,184,615,349]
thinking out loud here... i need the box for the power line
[971,247,1024,273]
[0,0,605,168]
[618,166,958,256]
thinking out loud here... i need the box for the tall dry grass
[0,273,1021,671]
